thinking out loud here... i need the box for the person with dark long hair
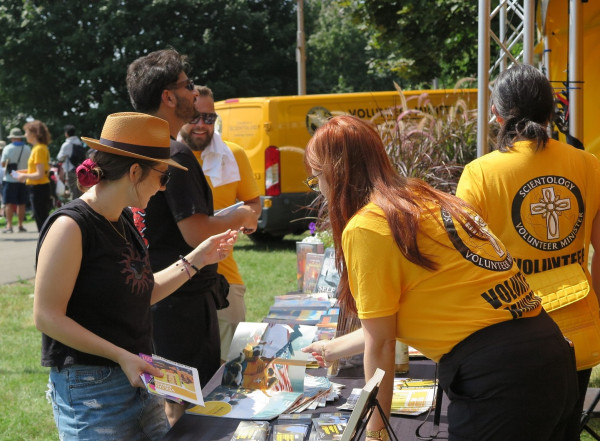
[34,112,237,440]
[457,63,600,440]
[302,115,577,441]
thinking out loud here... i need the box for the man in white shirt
[1,128,31,233]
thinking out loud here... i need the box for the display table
[162,359,449,441]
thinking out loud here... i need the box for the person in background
[302,115,577,441]
[1,128,31,233]
[456,63,600,440]
[34,111,237,441]
[126,48,257,426]
[0,141,4,217]
[14,120,52,232]
[57,124,85,200]
[179,85,261,362]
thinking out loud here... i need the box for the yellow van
[215,89,476,240]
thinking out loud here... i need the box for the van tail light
[265,145,281,196]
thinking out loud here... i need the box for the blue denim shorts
[48,365,169,441]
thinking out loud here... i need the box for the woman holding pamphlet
[33,112,237,441]
[301,115,577,441]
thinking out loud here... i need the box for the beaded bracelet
[179,255,201,280]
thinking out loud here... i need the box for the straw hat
[81,112,188,171]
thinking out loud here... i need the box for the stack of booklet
[263,293,337,327]
[231,412,350,441]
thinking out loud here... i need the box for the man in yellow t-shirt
[180,86,261,362]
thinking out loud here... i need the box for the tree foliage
[350,0,478,88]
[304,0,393,93]
[0,0,479,157]
[0,0,298,154]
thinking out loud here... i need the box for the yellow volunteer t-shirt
[26,143,50,185]
[342,202,541,362]
[456,139,600,278]
[194,141,260,285]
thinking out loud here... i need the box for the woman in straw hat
[33,112,237,440]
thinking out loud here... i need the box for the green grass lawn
[0,232,303,440]
[2,232,600,440]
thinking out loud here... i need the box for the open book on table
[187,322,317,420]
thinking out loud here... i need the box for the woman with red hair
[303,115,577,441]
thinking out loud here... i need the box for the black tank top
[37,199,154,368]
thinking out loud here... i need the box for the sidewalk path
[0,227,38,284]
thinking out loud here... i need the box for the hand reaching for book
[302,340,334,368]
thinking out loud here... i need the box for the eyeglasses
[150,167,171,186]
[304,174,321,192]
[189,112,218,125]
[166,78,195,91]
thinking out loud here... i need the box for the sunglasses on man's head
[166,78,195,91]
[189,112,218,125]
[150,167,171,186]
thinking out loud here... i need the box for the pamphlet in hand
[139,353,204,406]
[214,201,244,216]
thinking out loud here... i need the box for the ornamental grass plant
[376,81,480,195]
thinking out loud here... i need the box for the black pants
[439,310,578,441]
[151,288,221,388]
[30,183,51,232]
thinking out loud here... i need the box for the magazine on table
[315,248,340,296]
[139,353,204,406]
[263,309,327,326]
[272,422,311,441]
[296,242,325,290]
[187,322,318,420]
[230,420,270,441]
[303,253,325,293]
[390,378,437,416]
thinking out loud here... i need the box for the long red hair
[305,115,483,313]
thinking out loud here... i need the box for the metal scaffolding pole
[568,0,583,141]
[477,0,491,158]
[477,0,536,157]
[523,0,535,64]
[296,0,306,96]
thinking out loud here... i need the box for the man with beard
[126,49,257,426]
[180,85,261,363]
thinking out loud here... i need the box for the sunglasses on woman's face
[304,174,321,192]
[150,167,171,186]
